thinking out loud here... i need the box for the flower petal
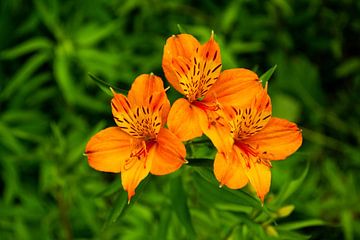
[203,68,262,108]
[170,34,222,101]
[214,150,248,189]
[127,74,170,124]
[202,111,234,153]
[121,153,152,202]
[167,98,208,141]
[85,127,133,173]
[162,34,200,94]
[244,117,303,160]
[222,87,272,139]
[150,128,186,175]
[127,74,166,107]
[245,159,271,203]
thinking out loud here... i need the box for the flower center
[114,105,162,139]
[124,139,156,171]
[230,106,271,140]
[172,49,222,102]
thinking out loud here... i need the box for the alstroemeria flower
[207,85,303,202]
[85,74,187,202]
[162,33,262,141]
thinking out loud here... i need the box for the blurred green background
[1,0,359,239]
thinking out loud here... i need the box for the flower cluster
[85,32,302,203]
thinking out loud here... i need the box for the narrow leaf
[276,219,326,231]
[193,168,261,209]
[260,65,277,83]
[75,21,120,46]
[169,176,196,237]
[0,37,52,59]
[102,176,151,230]
[0,52,49,100]
[177,24,187,34]
[54,47,76,103]
[275,161,310,205]
[88,73,126,95]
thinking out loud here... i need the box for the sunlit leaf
[341,210,354,240]
[0,37,52,59]
[54,46,76,103]
[276,219,326,231]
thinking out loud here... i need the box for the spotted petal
[150,128,187,175]
[121,153,152,203]
[167,98,208,141]
[85,127,133,173]
[203,68,262,108]
[162,34,200,94]
[244,117,303,160]
[171,34,222,101]
[214,149,249,189]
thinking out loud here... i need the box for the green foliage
[1,0,359,239]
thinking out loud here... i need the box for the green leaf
[34,0,63,40]
[275,161,310,205]
[0,52,49,101]
[335,58,360,78]
[0,122,25,154]
[276,219,326,231]
[54,46,77,103]
[0,37,52,59]
[260,65,277,83]
[341,210,354,240]
[192,168,261,209]
[177,24,187,34]
[88,73,126,95]
[75,21,120,46]
[94,180,122,198]
[228,41,264,54]
[155,206,172,239]
[169,176,196,237]
[102,176,151,230]
[276,230,311,240]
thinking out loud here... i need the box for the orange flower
[85,74,187,202]
[162,33,262,141]
[207,85,303,202]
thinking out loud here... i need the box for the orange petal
[244,117,302,160]
[171,34,222,101]
[202,111,234,153]
[244,159,271,203]
[127,74,165,107]
[214,150,248,189]
[127,74,170,124]
[150,128,186,175]
[121,153,152,203]
[221,87,272,139]
[85,127,133,173]
[111,93,132,119]
[203,68,262,108]
[167,98,208,141]
[162,34,200,94]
